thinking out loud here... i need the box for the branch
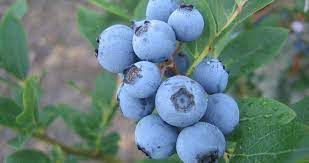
[32,132,120,163]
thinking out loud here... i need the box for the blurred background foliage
[0,0,308,163]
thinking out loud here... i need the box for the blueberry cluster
[95,0,239,162]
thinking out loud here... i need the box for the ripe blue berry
[146,0,180,22]
[97,25,136,73]
[156,75,208,127]
[201,93,239,135]
[193,58,229,94]
[165,52,191,77]
[123,61,161,98]
[168,4,204,42]
[175,52,190,75]
[131,20,146,31]
[133,20,177,63]
[176,122,226,163]
[135,114,178,159]
[117,85,155,121]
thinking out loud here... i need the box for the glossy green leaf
[229,98,309,162]
[0,13,29,79]
[237,98,296,126]
[0,97,22,128]
[6,0,28,19]
[291,96,309,125]
[5,149,51,163]
[220,27,289,82]
[77,6,107,48]
[16,77,40,128]
[90,0,131,21]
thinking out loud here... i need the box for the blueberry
[193,58,229,94]
[293,39,305,53]
[135,114,179,159]
[117,85,155,121]
[165,52,191,77]
[291,21,304,34]
[131,20,146,31]
[123,61,161,98]
[201,93,239,135]
[175,52,191,75]
[133,20,177,63]
[97,25,136,73]
[176,122,226,163]
[168,4,204,42]
[146,0,181,22]
[156,75,208,127]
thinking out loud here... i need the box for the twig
[32,132,120,163]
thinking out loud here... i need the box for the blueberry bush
[0,0,308,162]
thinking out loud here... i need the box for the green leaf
[6,0,28,19]
[208,0,236,34]
[50,146,65,163]
[10,85,23,107]
[229,98,309,162]
[16,77,40,128]
[133,0,148,19]
[92,72,117,107]
[7,133,29,149]
[137,155,181,163]
[0,97,22,128]
[91,72,117,128]
[57,104,100,141]
[183,0,216,55]
[237,98,296,126]
[220,27,289,82]
[231,121,309,162]
[183,0,275,57]
[291,96,309,125]
[39,105,60,128]
[257,13,282,27]
[90,0,131,21]
[233,0,273,26]
[295,0,307,13]
[77,6,107,47]
[100,132,120,155]
[5,149,51,163]
[235,0,244,6]
[0,13,29,79]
